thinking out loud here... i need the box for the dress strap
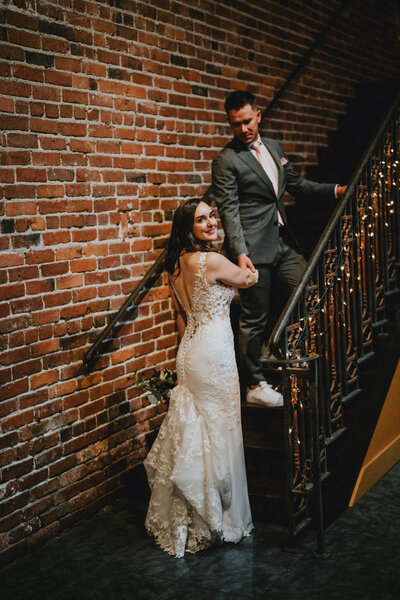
[197,252,207,278]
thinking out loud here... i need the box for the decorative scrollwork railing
[267,89,400,555]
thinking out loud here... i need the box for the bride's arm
[205,252,258,289]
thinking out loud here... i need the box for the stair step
[245,445,285,471]
[248,494,287,524]
[246,478,285,503]
[242,404,284,449]
[246,447,287,524]
[245,446,285,499]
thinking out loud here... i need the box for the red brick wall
[0,0,399,564]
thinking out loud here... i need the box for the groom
[212,90,346,407]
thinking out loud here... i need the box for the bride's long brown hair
[165,198,219,275]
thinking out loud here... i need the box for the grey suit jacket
[212,136,336,264]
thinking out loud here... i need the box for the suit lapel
[235,141,277,197]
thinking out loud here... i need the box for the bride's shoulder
[177,251,203,276]
[203,252,233,284]
[180,251,201,266]
[180,251,225,274]
[204,251,229,269]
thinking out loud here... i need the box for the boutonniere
[280,157,288,166]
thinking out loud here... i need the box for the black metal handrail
[83,247,167,366]
[269,87,400,359]
[266,88,400,555]
[261,0,352,120]
[83,0,353,367]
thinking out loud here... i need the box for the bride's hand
[251,268,259,284]
[238,253,256,272]
[245,268,258,286]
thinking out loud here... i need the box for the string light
[288,129,398,359]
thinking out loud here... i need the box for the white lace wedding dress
[144,252,253,557]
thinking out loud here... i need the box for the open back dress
[144,252,253,557]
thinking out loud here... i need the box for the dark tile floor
[1,460,399,600]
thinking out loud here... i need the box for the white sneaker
[246,381,283,407]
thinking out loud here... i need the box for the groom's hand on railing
[238,253,256,272]
[335,185,347,197]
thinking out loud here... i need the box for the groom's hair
[224,90,257,114]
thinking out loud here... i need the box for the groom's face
[227,103,261,146]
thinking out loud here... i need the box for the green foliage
[135,368,177,405]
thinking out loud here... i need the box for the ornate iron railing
[267,89,400,555]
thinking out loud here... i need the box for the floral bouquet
[136,368,177,405]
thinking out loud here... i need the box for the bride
[144,198,259,557]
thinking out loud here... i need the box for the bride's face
[193,202,218,242]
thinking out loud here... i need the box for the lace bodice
[185,252,235,338]
[175,252,239,424]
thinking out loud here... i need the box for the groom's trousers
[238,235,307,386]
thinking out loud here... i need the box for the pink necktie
[252,140,284,225]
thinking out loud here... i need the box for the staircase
[288,79,400,258]
[242,403,286,524]
[105,83,400,556]
[241,302,400,536]
[240,83,400,551]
